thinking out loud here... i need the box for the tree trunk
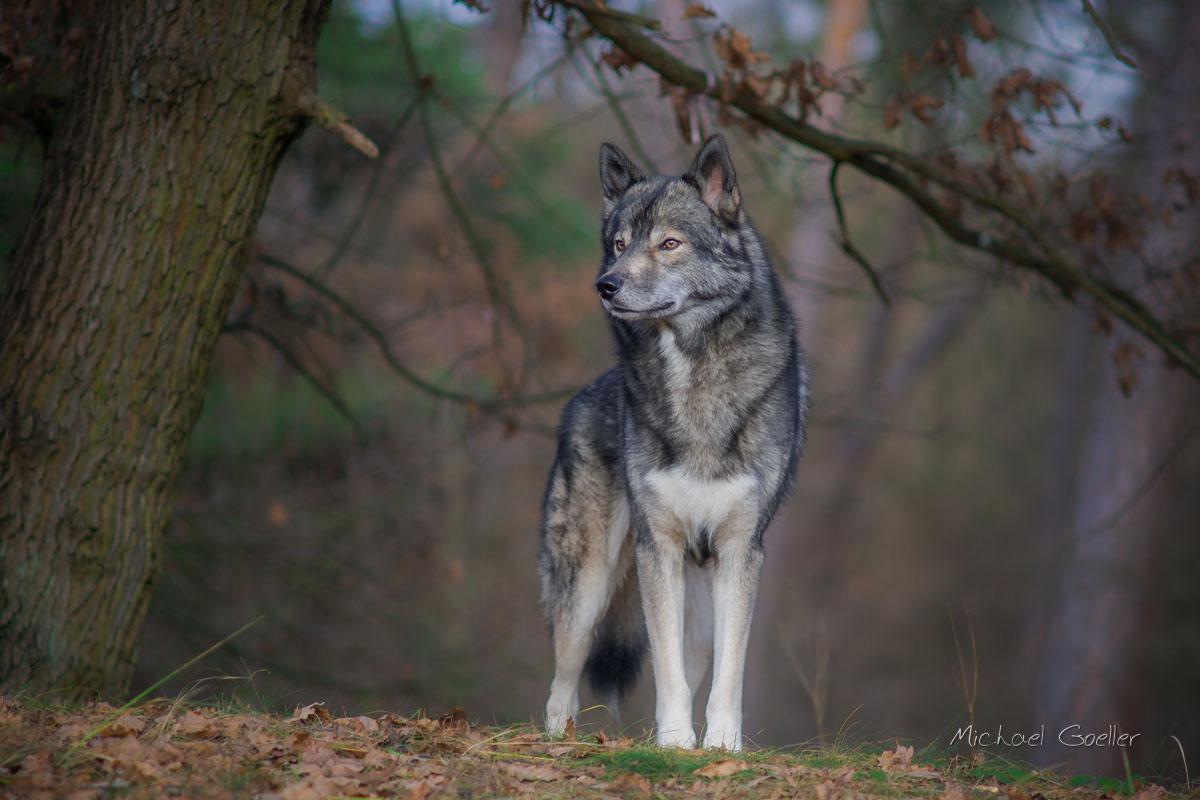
[0,0,329,698]
[1030,2,1200,774]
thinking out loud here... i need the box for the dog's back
[539,135,808,748]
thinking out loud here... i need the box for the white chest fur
[644,466,756,540]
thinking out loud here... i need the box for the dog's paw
[655,721,697,749]
[545,711,574,739]
[702,720,743,751]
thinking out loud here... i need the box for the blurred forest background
[3,0,1199,781]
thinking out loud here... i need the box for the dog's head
[594,134,752,323]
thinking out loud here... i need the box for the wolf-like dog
[538,134,809,751]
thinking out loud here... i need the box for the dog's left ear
[687,133,740,220]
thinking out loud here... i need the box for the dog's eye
[614,239,626,253]
[660,238,681,251]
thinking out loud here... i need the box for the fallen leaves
[693,757,748,778]
[0,698,1179,800]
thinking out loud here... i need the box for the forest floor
[0,696,1187,799]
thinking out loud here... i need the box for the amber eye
[614,238,626,253]
[660,238,681,251]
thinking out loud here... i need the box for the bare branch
[226,321,362,438]
[549,0,1200,382]
[573,52,657,172]
[318,96,420,278]
[829,162,890,306]
[257,253,574,416]
[1081,0,1138,69]
[393,3,529,371]
[294,90,379,159]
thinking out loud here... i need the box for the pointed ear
[687,133,740,219]
[599,142,644,208]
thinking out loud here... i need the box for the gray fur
[539,134,810,750]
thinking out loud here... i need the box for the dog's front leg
[704,530,764,751]
[635,529,696,748]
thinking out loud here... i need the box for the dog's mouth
[603,300,677,319]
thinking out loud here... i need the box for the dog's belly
[644,466,756,543]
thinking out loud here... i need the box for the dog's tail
[584,567,646,717]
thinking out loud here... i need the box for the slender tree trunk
[1031,3,1200,774]
[0,0,330,698]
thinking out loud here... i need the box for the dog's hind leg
[703,531,764,751]
[545,498,631,737]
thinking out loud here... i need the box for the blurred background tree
[2,0,1198,780]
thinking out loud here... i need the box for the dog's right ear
[599,143,644,210]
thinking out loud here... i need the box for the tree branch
[294,90,380,159]
[829,162,890,306]
[550,0,1200,381]
[225,321,362,438]
[257,253,574,416]
[1080,0,1137,69]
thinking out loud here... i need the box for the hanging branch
[547,0,1200,382]
[829,162,890,306]
[1080,0,1138,69]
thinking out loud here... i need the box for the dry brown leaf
[100,713,145,738]
[608,771,652,793]
[949,32,974,78]
[713,27,769,70]
[503,762,563,782]
[326,757,365,777]
[600,45,637,74]
[883,96,903,131]
[438,706,468,732]
[299,741,336,766]
[878,743,914,769]
[334,715,380,735]
[291,702,332,726]
[174,710,215,738]
[693,758,749,778]
[940,785,968,800]
[907,94,944,123]
[682,3,716,19]
[965,7,997,41]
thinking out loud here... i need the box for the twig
[319,96,420,278]
[580,53,657,172]
[449,48,575,183]
[394,2,528,368]
[258,253,574,413]
[294,90,379,159]
[438,92,592,238]
[1081,0,1137,69]
[548,0,1200,382]
[829,162,890,306]
[225,321,362,438]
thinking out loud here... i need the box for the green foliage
[582,745,746,782]
[317,2,485,115]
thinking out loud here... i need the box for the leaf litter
[0,696,1187,799]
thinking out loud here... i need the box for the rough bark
[0,0,330,698]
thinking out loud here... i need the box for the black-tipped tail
[583,571,646,706]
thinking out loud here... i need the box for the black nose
[595,275,621,300]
